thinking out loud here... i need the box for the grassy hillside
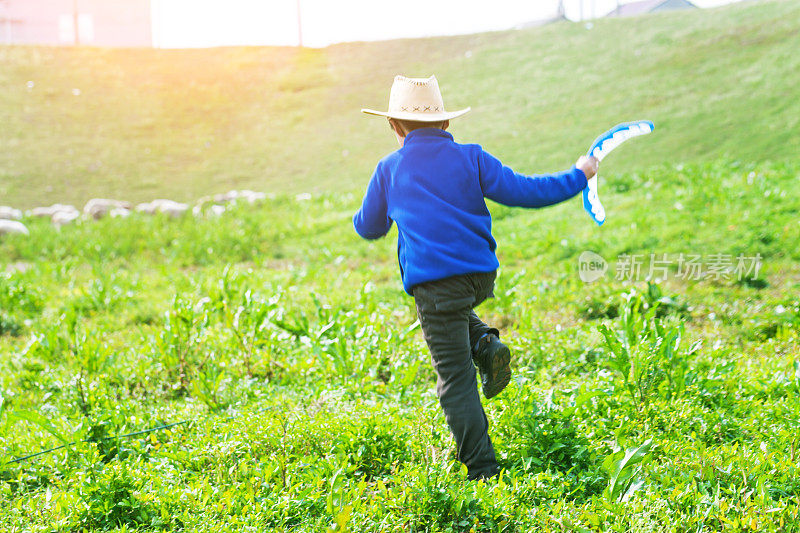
[1,0,799,208]
[1,158,799,529]
[2,2,800,530]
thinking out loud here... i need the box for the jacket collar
[404,128,454,144]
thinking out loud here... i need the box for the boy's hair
[389,118,446,137]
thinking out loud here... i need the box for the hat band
[395,104,443,113]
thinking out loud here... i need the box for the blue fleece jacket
[353,128,587,295]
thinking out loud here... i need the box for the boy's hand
[576,156,599,180]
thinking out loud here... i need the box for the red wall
[4,0,152,46]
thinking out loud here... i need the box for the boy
[354,75,598,480]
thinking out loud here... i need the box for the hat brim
[361,107,470,121]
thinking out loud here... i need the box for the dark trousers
[412,271,500,479]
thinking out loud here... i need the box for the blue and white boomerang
[582,120,654,226]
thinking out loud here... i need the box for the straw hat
[361,75,470,122]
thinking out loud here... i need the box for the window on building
[78,13,94,43]
[58,12,94,44]
[0,0,13,44]
[58,13,74,43]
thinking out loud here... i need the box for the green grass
[1,0,799,208]
[1,157,799,530]
[1,1,800,531]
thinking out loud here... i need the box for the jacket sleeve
[478,148,588,208]
[353,165,393,240]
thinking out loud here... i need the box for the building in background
[606,0,696,17]
[0,0,560,48]
[0,0,152,46]
[0,0,726,48]
[0,0,19,43]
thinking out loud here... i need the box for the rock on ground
[0,206,22,220]
[0,219,29,236]
[52,209,81,227]
[30,204,77,218]
[84,199,132,220]
[136,199,189,218]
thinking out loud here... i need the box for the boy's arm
[353,167,393,240]
[478,149,589,208]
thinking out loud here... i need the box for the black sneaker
[473,334,511,399]
[468,469,500,482]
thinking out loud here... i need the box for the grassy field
[1,158,799,530]
[0,0,799,209]
[2,1,800,531]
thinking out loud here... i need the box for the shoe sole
[483,344,511,399]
